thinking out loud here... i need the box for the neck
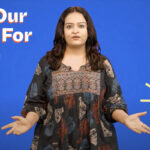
[64,45,86,57]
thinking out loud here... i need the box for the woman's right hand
[1,116,33,135]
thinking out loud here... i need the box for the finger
[140,128,150,134]
[6,127,14,135]
[135,120,150,134]
[11,116,23,121]
[141,124,150,133]
[130,127,141,134]
[138,124,150,134]
[12,129,20,135]
[1,123,14,130]
[133,128,142,134]
[13,131,19,135]
[136,111,147,117]
[13,130,17,135]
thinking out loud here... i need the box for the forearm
[25,112,39,128]
[112,109,129,124]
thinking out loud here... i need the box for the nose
[72,26,79,34]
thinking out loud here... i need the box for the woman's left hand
[124,111,150,134]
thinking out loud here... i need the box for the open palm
[1,116,32,135]
[124,112,150,134]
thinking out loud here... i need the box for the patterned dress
[21,54,128,150]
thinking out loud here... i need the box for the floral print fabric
[21,54,128,150]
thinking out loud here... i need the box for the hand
[124,111,150,134]
[1,116,33,135]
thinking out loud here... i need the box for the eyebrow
[65,22,86,25]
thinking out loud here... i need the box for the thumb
[136,111,147,117]
[11,116,23,121]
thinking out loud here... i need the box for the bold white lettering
[2,28,13,43]
[24,31,32,42]
[2,28,32,43]
[0,9,27,23]
[0,8,7,23]
[12,31,24,43]
[8,12,18,23]
[19,12,27,23]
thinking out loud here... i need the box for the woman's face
[64,12,88,48]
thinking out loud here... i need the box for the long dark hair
[45,6,105,71]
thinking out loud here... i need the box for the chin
[70,44,84,47]
[70,42,84,46]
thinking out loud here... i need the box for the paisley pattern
[21,55,128,150]
[90,128,97,146]
[35,63,42,75]
[103,59,114,78]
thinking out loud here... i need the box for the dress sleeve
[102,56,128,123]
[21,56,48,122]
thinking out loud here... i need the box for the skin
[1,12,150,136]
[64,12,88,49]
[112,109,150,134]
[62,12,88,71]
[1,112,39,135]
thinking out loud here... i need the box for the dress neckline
[61,62,90,72]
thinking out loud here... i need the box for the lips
[72,36,80,38]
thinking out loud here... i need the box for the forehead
[65,12,86,24]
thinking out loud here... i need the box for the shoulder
[38,55,48,67]
[100,54,115,78]
[99,54,111,68]
[36,55,51,75]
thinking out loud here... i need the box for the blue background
[0,0,150,150]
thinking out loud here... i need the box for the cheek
[82,31,88,40]
[64,31,71,40]
[82,29,88,37]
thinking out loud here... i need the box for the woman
[1,6,150,150]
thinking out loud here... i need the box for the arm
[103,57,150,134]
[102,56,128,123]
[112,109,129,125]
[21,56,48,123]
[112,109,150,134]
[1,60,48,136]
[25,112,40,128]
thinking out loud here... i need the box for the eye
[66,25,72,29]
[79,24,85,28]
